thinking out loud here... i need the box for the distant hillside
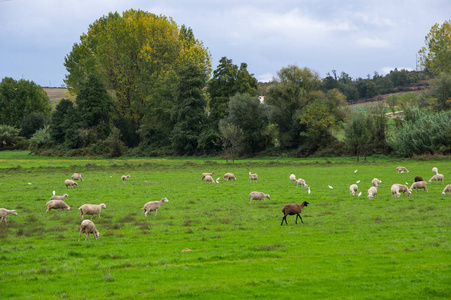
[43,87,69,101]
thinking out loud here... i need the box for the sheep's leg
[154,210,158,216]
[78,229,83,241]
[281,216,288,225]
[297,214,304,224]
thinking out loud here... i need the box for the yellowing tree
[64,9,211,135]
[418,20,451,76]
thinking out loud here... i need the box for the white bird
[216,177,220,183]
[328,185,333,189]
[358,192,362,197]
[401,171,404,173]
[356,180,360,184]
[28,183,32,185]
[53,190,56,196]
[354,169,358,173]
[405,182,408,185]
[308,187,311,194]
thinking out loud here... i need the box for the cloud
[356,37,392,48]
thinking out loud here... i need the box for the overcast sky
[0,0,449,87]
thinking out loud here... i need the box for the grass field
[0,151,450,299]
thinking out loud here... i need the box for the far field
[0,152,450,299]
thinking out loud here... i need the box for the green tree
[20,112,46,139]
[344,113,374,161]
[418,20,451,76]
[0,125,25,150]
[218,121,243,163]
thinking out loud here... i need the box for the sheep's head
[407,189,412,196]
[162,197,169,203]
[302,201,309,207]
[100,203,106,209]
[66,206,72,212]
[266,194,271,200]
[10,210,18,216]
[442,192,446,196]
[94,230,100,240]
[64,194,69,197]
[74,182,78,186]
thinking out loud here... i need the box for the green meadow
[0,151,450,299]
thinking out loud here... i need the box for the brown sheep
[414,176,423,182]
[281,201,309,225]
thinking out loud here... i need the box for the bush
[0,125,25,150]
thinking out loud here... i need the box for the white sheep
[410,181,428,192]
[121,175,131,183]
[394,184,412,196]
[349,184,358,196]
[71,173,83,181]
[390,184,401,197]
[46,200,71,212]
[0,208,18,224]
[429,174,444,184]
[79,203,106,220]
[249,191,271,204]
[204,175,215,184]
[368,186,378,199]
[289,174,297,184]
[296,178,308,188]
[143,197,169,217]
[65,179,78,189]
[78,220,100,241]
[432,167,438,175]
[51,193,69,200]
[396,166,409,173]
[249,172,258,183]
[223,173,236,181]
[201,172,215,180]
[442,184,451,196]
[372,178,382,188]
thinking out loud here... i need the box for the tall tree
[418,20,451,76]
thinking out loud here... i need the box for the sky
[0,0,449,87]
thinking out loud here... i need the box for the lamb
[394,184,411,196]
[142,197,169,217]
[204,175,215,184]
[50,193,69,200]
[78,220,100,241]
[201,172,215,180]
[296,178,308,188]
[223,173,236,181]
[249,172,258,183]
[372,178,382,188]
[429,174,444,184]
[414,176,423,182]
[0,208,18,224]
[65,179,78,189]
[46,200,71,212]
[396,167,409,173]
[410,181,428,192]
[71,173,83,181]
[281,201,309,225]
[349,184,358,196]
[79,203,106,220]
[441,184,451,196]
[432,167,438,175]
[249,191,270,204]
[368,186,378,199]
[121,175,130,183]
[390,184,401,197]
[289,174,296,184]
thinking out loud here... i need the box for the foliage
[0,125,25,150]
[418,72,451,111]
[19,112,46,139]
[104,127,127,157]
[28,125,53,154]
[418,20,451,76]
[344,112,380,161]
[0,77,51,128]
[218,121,243,162]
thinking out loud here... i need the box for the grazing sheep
[201,172,215,180]
[249,172,258,183]
[432,167,438,175]
[349,184,358,196]
[204,175,215,184]
[414,176,423,182]
[281,201,309,225]
[391,184,401,197]
[71,173,83,181]
[368,186,378,199]
[0,208,18,224]
[121,175,131,183]
[78,220,99,241]
[410,181,428,192]
[249,191,270,204]
[79,203,106,220]
[289,174,297,184]
[396,167,410,173]
[65,180,78,189]
[46,200,71,212]
[143,197,169,217]
[372,178,382,188]
[296,178,308,188]
[429,174,444,184]
[442,184,451,196]
[51,193,69,200]
[223,173,236,181]
[394,184,412,196]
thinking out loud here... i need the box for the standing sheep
[281,201,309,225]
[71,173,83,181]
[223,173,236,181]
[78,220,100,241]
[143,197,169,217]
[201,172,215,180]
[51,194,69,200]
[249,172,258,183]
[429,174,444,184]
[394,184,412,196]
[0,208,18,224]
[249,191,270,204]
[296,178,308,188]
[372,178,382,188]
[65,180,78,189]
[204,175,215,184]
[289,174,297,184]
[349,184,358,196]
[410,181,428,192]
[79,203,106,220]
[390,184,401,197]
[432,167,438,175]
[121,175,131,183]
[441,184,451,196]
[396,167,410,173]
[46,200,71,212]
[368,187,378,199]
